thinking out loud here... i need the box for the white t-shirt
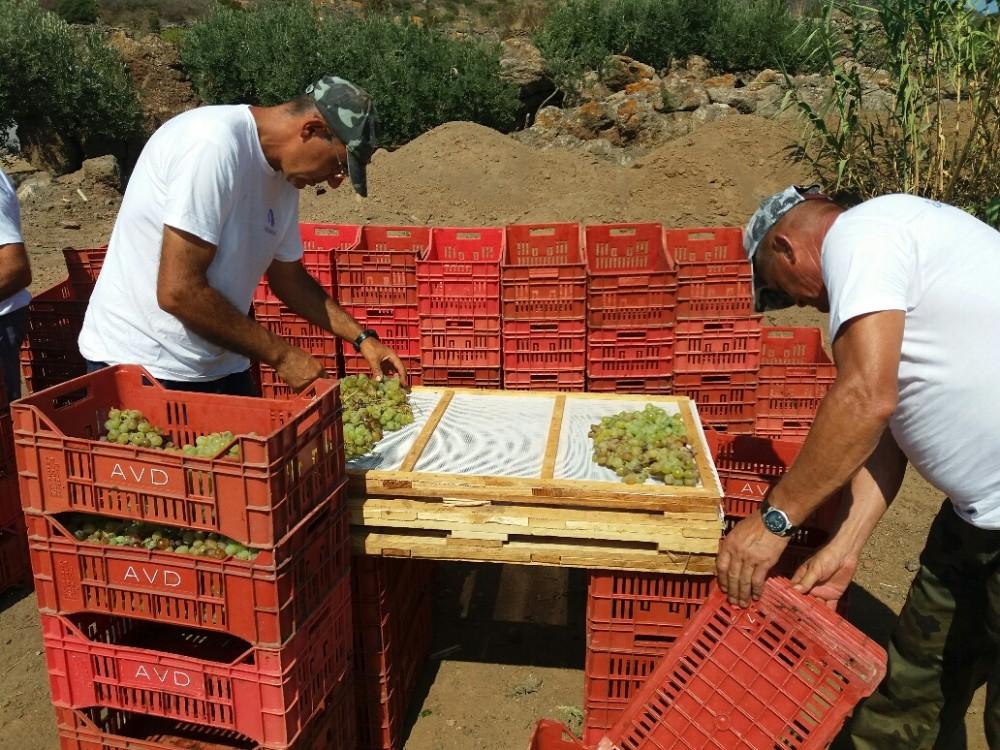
[79,105,302,381]
[0,169,32,315]
[823,194,1000,529]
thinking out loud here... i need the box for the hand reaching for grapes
[275,346,326,393]
[359,337,409,388]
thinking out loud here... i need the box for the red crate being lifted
[605,579,886,750]
[29,487,348,647]
[585,647,664,744]
[43,570,353,748]
[13,366,345,548]
[335,225,429,307]
[503,223,587,321]
[585,223,677,330]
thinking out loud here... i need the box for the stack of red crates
[502,223,586,391]
[353,557,435,750]
[0,382,28,594]
[584,224,676,394]
[337,225,429,385]
[757,327,837,441]
[19,246,107,394]
[13,364,356,750]
[582,428,846,742]
[417,227,504,388]
[254,223,358,398]
[663,228,760,433]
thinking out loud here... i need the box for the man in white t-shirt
[79,75,406,395]
[717,186,1000,748]
[0,168,33,400]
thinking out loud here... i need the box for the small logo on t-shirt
[265,208,277,236]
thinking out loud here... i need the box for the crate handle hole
[528,227,557,237]
[52,386,90,411]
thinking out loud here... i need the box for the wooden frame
[347,387,722,514]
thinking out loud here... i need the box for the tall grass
[789,0,1000,224]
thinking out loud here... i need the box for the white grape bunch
[340,374,415,459]
[100,407,241,458]
[67,514,260,561]
[589,404,699,486]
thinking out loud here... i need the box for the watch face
[763,509,787,534]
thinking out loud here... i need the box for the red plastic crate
[252,299,331,341]
[44,570,352,749]
[62,245,109,294]
[421,366,501,388]
[585,647,664,742]
[586,376,672,394]
[419,316,502,367]
[706,431,841,532]
[504,370,586,391]
[254,224,354,302]
[587,328,673,379]
[28,486,348,647]
[257,350,340,400]
[676,275,755,320]
[756,379,831,418]
[663,227,746,279]
[503,223,586,321]
[335,226,428,307]
[585,223,674,287]
[753,418,813,442]
[417,279,501,318]
[416,226,504,317]
[587,571,712,651]
[529,719,588,750]
[606,578,886,750]
[503,320,586,372]
[759,327,837,382]
[343,356,422,386]
[20,346,88,395]
[674,371,757,433]
[55,651,356,750]
[344,305,421,343]
[673,319,762,373]
[13,365,344,548]
[587,286,677,330]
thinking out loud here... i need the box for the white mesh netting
[345,390,443,472]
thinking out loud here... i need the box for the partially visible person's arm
[790,427,908,607]
[716,309,904,606]
[157,226,324,392]
[0,243,31,300]
[266,258,409,385]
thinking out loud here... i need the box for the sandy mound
[301,116,809,229]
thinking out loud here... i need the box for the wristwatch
[760,499,797,537]
[352,329,380,353]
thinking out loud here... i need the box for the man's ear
[772,232,796,264]
[300,115,328,142]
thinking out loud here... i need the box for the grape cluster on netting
[66,515,259,560]
[100,408,240,458]
[589,404,699,486]
[341,374,415,459]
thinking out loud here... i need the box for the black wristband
[352,329,379,353]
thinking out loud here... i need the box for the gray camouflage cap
[743,184,823,312]
[306,75,377,197]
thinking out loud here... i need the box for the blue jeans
[0,307,27,401]
[85,360,259,397]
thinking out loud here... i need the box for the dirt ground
[0,116,989,749]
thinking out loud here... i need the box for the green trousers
[850,499,1000,749]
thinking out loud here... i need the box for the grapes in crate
[65,514,260,560]
[589,404,698,485]
[341,374,415,459]
[101,407,241,458]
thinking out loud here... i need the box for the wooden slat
[540,394,566,479]
[399,389,453,472]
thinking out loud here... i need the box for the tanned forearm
[266,260,364,342]
[0,243,32,300]
[157,226,292,369]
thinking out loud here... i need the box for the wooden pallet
[349,496,720,573]
[347,388,723,514]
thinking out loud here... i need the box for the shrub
[0,0,144,156]
[55,0,96,24]
[789,0,1000,225]
[706,0,819,72]
[181,1,520,147]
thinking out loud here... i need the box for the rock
[753,69,783,87]
[81,155,122,192]
[18,128,83,176]
[861,88,894,113]
[707,87,757,114]
[692,103,736,124]
[15,172,53,203]
[702,73,738,89]
[602,55,657,92]
[578,70,612,102]
[905,560,920,573]
[566,100,615,140]
[500,38,553,98]
[660,73,710,112]
[59,220,81,230]
[681,55,713,81]
[751,85,788,119]
[533,106,566,133]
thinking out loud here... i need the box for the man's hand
[716,513,790,607]
[791,545,858,609]
[360,337,409,387]
[274,347,326,393]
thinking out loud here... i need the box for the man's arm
[157,226,324,392]
[716,309,904,606]
[0,243,31,300]
[266,259,409,385]
[790,428,908,605]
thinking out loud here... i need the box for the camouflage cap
[306,75,377,197]
[743,184,823,312]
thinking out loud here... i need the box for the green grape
[589,405,699,487]
[340,374,415,459]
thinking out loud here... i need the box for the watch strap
[352,329,379,353]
